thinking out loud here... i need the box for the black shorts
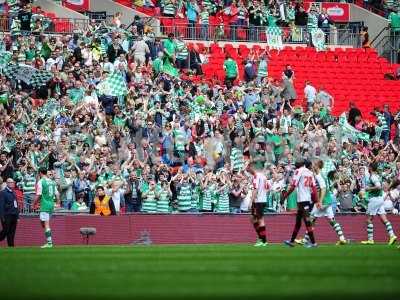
[251,203,266,219]
[297,202,312,217]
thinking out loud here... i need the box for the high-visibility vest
[94,196,111,216]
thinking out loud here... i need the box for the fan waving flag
[311,28,327,52]
[98,71,128,97]
[3,64,53,88]
[338,113,370,142]
[266,26,283,50]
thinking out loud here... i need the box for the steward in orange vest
[90,186,116,216]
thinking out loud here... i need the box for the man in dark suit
[0,178,20,247]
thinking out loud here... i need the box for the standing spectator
[295,5,307,27]
[18,4,32,34]
[0,153,14,181]
[0,178,19,247]
[112,12,123,28]
[360,26,370,49]
[281,73,297,105]
[318,8,333,41]
[199,5,210,40]
[186,0,200,39]
[348,101,362,127]
[236,1,248,28]
[90,186,116,216]
[175,34,188,71]
[223,54,238,89]
[256,54,268,85]
[162,0,176,17]
[244,59,256,83]
[229,176,244,213]
[380,105,393,144]
[307,7,319,47]
[317,86,334,110]
[20,165,36,213]
[304,80,317,110]
[126,171,142,213]
[131,36,150,66]
[248,1,263,41]
[189,44,203,75]
[388,8,400,62]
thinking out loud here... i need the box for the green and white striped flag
[99,71,127,97]
[311,28,327,52]
[338,113,370,142]
[266,26,283,50]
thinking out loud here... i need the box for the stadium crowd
[0,0,399,217]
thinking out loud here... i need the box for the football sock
[384,221,394,237]
[45,229,52,244]
[306,227,316,244]
[258,226,266,243]
[305,218,316,244]
[290,214,302,242]
[367,223,374,241]
[253,223,261,239]
[330,220,345,240]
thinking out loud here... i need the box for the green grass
[0,244,399,300]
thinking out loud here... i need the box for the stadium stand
[0,0,400,221]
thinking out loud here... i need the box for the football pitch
[0,244,399,300]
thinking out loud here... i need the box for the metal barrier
[0,16,90,34]
[375,33,400,64]
[160,24,361,46]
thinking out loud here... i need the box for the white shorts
[39,212,51,222]
[367,197,386,216]
[311,205,334,219]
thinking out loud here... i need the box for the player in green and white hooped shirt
[361,162,397,245]
[300,162,347,245]
[34,168,59,248]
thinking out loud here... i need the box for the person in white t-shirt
[304,80,317,110]
[248,164,270,247]
[282,159,319,247]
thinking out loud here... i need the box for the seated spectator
[71,193,88,212]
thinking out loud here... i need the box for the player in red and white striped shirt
[248,166,270,247]
[282,159,319,248]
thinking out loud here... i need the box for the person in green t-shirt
[299,161,347,245]
[152,52,164,78]
[389,9,400,33]
[71,192,88,212]
[388,9,400,53]
[34,168,59,248]
[361,162,397,245]
[223,54,238,89]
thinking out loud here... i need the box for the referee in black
[0,178,19,247]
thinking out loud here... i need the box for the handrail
[160,24,358,46]
[370,26,389,47]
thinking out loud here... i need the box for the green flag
[311,28,327,52]
[100,71,127,97]
[338,113,370,142]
